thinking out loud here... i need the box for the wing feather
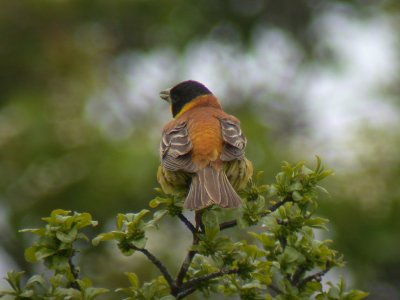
[219,118,246,161]
[160,121,196,172]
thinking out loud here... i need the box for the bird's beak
[160,88,171,103]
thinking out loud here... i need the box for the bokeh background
[1,0,399,299]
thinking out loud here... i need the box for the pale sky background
[85,8,399,164]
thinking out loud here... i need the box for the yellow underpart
[157,165,190,196]
[224,158,253,190]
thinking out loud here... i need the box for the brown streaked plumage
[157,80,253,210]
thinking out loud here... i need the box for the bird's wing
[160,121,196,172]
[219,117,247,161]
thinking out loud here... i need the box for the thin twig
[276,219,289,226]
[130,245,176,290]
[176,286,197,299]
[291,265,307,285]
[298,264,332,288]
[219,219,238,230]
[266,195,292,213]
[219,195,293,231]
[175,233,200,288]
[278,236,287,250]
[177,213,197,235]
[181,268,239,291]
[68,254,80,290]
[268,284,283,295]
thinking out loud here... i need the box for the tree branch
[129,245,176,290]
[176,268,239,299]
[177,213,197,235]
[219,195,292,231]
[175,211,204,291]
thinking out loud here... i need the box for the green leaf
[48,255,69,272]
[152,210,167,222]
[146,209,168,229]
[159,296,176,300]
[131,237,147,248]
[345,290,369,300]
[56,226,78,243]
[77,232,89,242]
[52,209,71,217]
[275,172,287,186]
[301,165,314,175]
[289,182,303,192]
[304,280,323,293]
[4,271,24,292]
[125,272,139,288]
[74,212,98,229]
[24,246,39,263]
[327,284,340,299]
[305,217,329,230]
[316,185,329,195]
[283,247,303,263]
[92,231,125,246]
[116,214,125,230]
[248,232,275,250]
[84,287,109,300]
[53,286,82,299]
[241,282,264,289]
[132,210,150,226]
[26,275,45,288]
[202,210,220,240]
[292,191,303,201]
[35,247,57,260]
[19,228,46,236]
[149,198,161,208]
[315,155,322,172]
[19,290,34,297]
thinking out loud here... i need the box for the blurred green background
[1,0,399,299]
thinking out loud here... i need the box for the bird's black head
[160,80,213,117]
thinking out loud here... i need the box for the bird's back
[186,106,224,168]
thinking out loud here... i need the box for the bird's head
[160,80,213,118]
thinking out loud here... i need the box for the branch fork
[132,196,295,298]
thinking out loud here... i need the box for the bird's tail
[184,166,242,210]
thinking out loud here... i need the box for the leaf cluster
[0,271,108,300]
[1,210,107,299]
[93,210,166,255]
[1,158,368,300]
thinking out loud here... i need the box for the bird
[157,80,253,211]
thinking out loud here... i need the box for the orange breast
[187,108,223,168]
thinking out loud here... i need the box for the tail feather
[184,166,242,210]
[203,166,221,204]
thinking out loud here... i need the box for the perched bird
[157,80,253,210]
